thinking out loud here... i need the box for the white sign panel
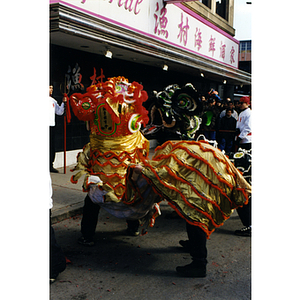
[50,0,239,68]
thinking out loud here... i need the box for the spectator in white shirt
[235,96,251,150]
[49,85,67,173]
[219,100,238,120]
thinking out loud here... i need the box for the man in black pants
[78,195,140,246]
[50,223,66,282]
[234,97,252,236]
[235,196,251,236]
[234,143,251,237]
[176,222,207,277]
[234,144,251,237]
[50,178,66,283]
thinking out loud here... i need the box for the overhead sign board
[50,0,239,68]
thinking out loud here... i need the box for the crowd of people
[199,92,252,154]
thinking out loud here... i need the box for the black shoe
[176,261,207,278]
[50,278,56,284]
[235,226,251,237]
[179,240,191,252]
[50,273,59,284]
[78,236,95,246]
[126,228,140,236]
[50,167,59,173]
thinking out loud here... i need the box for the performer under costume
[70,76,152,241]
[68,76,251,277]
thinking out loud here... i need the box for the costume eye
[177,94,192,109]
[82,102,91,110]
[179,100,186,106]
[115,83,127,93]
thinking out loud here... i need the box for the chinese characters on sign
[194,28,203,51]
[56,0,238,68]
[65,63,84,92]
[154,2,169,38]
[230,47,235,64]
[90,68,105,85]
[220,42,226,60]
[152,1,238,66]
[177,13,189,46]
[208,35,216,57]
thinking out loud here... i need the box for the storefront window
[216,0,228,20]
[199,0,211,8]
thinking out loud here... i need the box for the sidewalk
[50,164,85,224]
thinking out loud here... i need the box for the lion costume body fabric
[69,76,251,238]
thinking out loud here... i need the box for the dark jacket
[219,115,237,139]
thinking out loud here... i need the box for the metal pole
[64,114,67,174]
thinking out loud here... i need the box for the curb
[51,202,83,225]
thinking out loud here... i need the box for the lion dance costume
[69,76,251,238]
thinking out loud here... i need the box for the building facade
[238,40,251,73]
[49,0,251,165]
[234,39,251,100]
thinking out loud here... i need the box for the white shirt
[236,107,252,144]
[49,96,65,126]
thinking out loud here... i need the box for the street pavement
[51,164,85,225]
[50,163,251,300]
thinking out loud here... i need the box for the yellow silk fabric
[139,141,251,236]
[89,131,149,153]
[72,131,149,200]
[72,137,251,237]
